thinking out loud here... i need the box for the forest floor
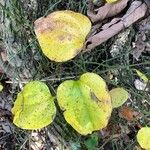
[0,0,150,150]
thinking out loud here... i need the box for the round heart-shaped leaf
[57,72,112,135]
[34,10,91,62]
[109,88,129,108]
[137,127,150,150]
[12,81,56,130]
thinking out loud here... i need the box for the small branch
[5,76,77,84]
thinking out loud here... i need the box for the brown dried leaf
[85,2,147,50]
[131,16,150,60]
[132,40,146,60]
[88,0,129,23]
[122,2,147,28]
[143,0,150,10]
[101,122,121,138]
[119,106,142,122]
[85,21,124,50]
[1,52,7,62]
[30,132,45,150]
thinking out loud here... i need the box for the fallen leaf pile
[85,0,148,51]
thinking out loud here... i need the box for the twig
[5,76,77,84]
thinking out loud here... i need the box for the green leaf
[137,127,150,150]
[57,72,112,135]
[0,84,3,92]
[84,133,98,150]
[12,81,56,130]
[109,88,129,108]
[135,69,149,83]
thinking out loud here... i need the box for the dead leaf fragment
[85,1,147,50]
[133,146,142,150]
[119,106,142,121]
[30,132,45,150]
[0,51,7,62]
[88,0,129,23]
[131,16,150,60]
[134,79,149,91]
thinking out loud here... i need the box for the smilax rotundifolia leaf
[34,10,91,62]
[137,127,150,150]
[57,72,112,135]
[12,81,56,130]
[109,88,129,108]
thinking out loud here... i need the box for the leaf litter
[85,0,148,51]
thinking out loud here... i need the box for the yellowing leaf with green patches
[106,0,119,3]
[57,72,112,135]
[135,69,149,83]
[110,88,129,108]
[34,10,91,62]
[12,81,56,130]
[137,127,150,150]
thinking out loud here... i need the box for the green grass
[0,0,150,149]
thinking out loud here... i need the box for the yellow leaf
[93,0,99,4]
[135,69,149,83]
[109,88,129,108]
[137,127,150,150]
[34,10,91,62]
[12,81,56,130]
[57,72,112,135]
[106,0,119,3]
[0,84,3,92]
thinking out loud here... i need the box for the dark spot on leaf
[90,92,100,103]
